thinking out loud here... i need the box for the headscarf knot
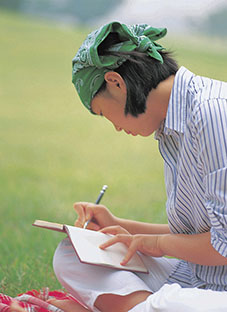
[137,35,153,53]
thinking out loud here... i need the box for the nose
[114,125,122,132]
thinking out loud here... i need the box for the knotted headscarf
[72,21,167,112]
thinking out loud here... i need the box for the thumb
[87,221,100,231]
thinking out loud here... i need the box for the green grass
[0,10,226,296]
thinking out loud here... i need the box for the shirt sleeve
[194,98,227,257]
[205,168,227,257]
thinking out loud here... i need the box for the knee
[53,242,63,280]
[53,239,70,281]
[53,238,82,282]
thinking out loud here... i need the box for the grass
[0,10,226,296]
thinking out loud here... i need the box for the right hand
[74,202,117,231]
[100,225,130,236]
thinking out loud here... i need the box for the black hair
[97,32,178,117]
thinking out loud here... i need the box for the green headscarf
[72,21,167,112]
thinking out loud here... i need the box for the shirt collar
[156,66,194,139]
[166,66,195,133]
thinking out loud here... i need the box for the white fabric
[129,283,227,312]
[53,238,178,311]
[54,239,227,312]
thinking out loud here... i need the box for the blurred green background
[0,6,226,296]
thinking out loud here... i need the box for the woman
[53,22,227,311]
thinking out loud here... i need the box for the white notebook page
[65,225,148,273]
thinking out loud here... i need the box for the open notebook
[33,220,148,274]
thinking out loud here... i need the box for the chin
[140,130,153,137]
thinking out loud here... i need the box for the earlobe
[104,72,126,93]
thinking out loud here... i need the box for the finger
[74,217,86,228]
[74,202,86,227]
[100,226,120,235]
[100,234,131,249]
[74,202,95,228]
[99,236,118,249]
[74,220,84,228]
[120,246,137,266]
[100,225,130,235]
[83,204,99,228]
[86,221,100,231]
[119,236,138,265]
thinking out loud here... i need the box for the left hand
[100,233,165,266]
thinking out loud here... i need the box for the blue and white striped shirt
[155,66,227,290]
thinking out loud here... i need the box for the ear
[104,72,127,94]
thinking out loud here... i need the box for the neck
[147,75,175,121]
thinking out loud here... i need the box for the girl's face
[91,93,156,136]
[91,71,171,137]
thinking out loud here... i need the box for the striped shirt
[155,66,227,290]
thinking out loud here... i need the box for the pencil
[83,185,108,229]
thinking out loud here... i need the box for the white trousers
[129,284,227,312]
[53,238,227,312]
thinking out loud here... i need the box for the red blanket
[0,288,79,312]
